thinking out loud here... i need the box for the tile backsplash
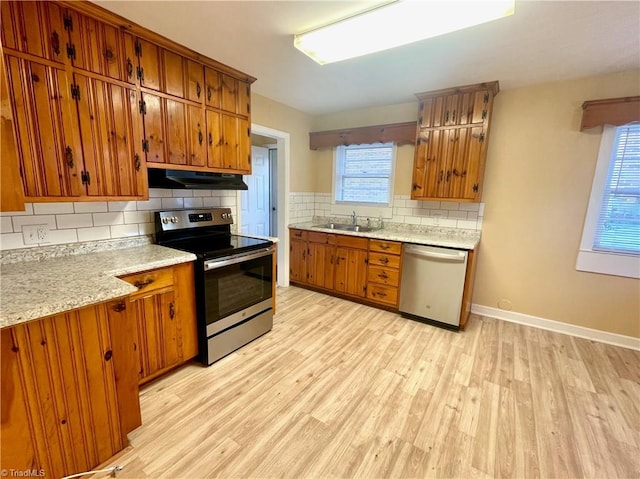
[0,189,238,251]
[291,192,483,230]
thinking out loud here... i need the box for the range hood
[148,169,248,190]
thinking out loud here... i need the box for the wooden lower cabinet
[120,262,198,384]
[334,246,368,298]
[366,239,402,307]
[0,298,141,479]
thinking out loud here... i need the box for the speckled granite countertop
[0,239,196,329]
[289,220,480,250]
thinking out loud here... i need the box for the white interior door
[241,146,271,236]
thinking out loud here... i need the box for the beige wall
[476,70,640,338]
[251,93,315,192]
[308,70,640,338]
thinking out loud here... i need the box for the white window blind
[335,143,394,205]
[593,123,640,255]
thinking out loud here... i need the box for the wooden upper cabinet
[74,73,146,197]
[0,49,25,212]
[4,55,82,198]
[412,81,498,202]
[185,59,204,103]
[67,11,137,83]
[205,67,221,108]
[135,38,161,91]
[0,1,67,64]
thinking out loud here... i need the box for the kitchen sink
[313,223,379,233]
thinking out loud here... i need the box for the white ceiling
[93,1,640,116]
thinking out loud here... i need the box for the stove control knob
[222,213,229,220]
[170,216,178,223]
[162,217,169,224]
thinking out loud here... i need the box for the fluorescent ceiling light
[294,0,515,65]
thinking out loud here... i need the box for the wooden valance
[580,96,640,131]
[309,121,417,150]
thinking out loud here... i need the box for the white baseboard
[471,304,640,351]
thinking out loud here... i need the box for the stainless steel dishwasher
[399,244,468,328]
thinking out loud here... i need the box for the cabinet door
[204,67,221,108]
[185,59,204,102]
[141,92,165,164]
[206,109,223,168]
[0,50,25,212]
[220,73,238,113]
[335,247,367,297]
[238,79,250,118]
[133,289,176,381]
[74,73,145,197]
[0,1,66,64]
[289,239,307,283]
[5,55,82,198]
[173,262,198,361]
[166,98,188,165]
[221,114,239,170]
[237,117,251,173]
[136,38,161,91]
[163,49,185,98]
[187,105,206,167]
[308,242,335,290]
[460,126,486,200]
[67,10,135,83]
[0,301,133,479]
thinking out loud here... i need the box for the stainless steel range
[155,208,274,365]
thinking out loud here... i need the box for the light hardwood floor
[93,287,639,479]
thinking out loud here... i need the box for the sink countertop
[0,241,196,329]
[289,221,480,250]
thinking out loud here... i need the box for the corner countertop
[0,242,196,330]
[289,221,480,250]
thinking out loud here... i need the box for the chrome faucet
[351,211,357,225]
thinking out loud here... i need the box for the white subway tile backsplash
[193,190,213,197]
[149,188,173,198]
[184,197,204,209]
[33,202,74,215]
[173,189,193,197]
[1,217,13,233]
[161,198,184,209]
[456,219,478,230]
[202,197,221,207]
[447,211,468,220]
[437,218,457,228]
[13,215,57,231]
[439,202,460,211]
[478,203,485,217]
[467,212,479,221]
[77,226,111,242]
[108,201,137,212]
[136,198,163,211]
[73,202,108,213]
[404,216,422,225]
[221,197,235,207]
[405,200,419,208]
[124,211,152,224]
[56,213,93,229]
[430,210,448,218]
[138,222,155,235]
[110,224,140,238]
[48,228,78,245]
[0,233,28,249]
[420,201,440,209]
[93,212,124,226]
[459,203,480,212]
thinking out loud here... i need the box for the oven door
[202,247,273,337]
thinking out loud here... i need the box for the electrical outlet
[23,224,50,245]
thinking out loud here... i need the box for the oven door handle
[204,247,273,271]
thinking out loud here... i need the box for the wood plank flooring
[92,287,640,479]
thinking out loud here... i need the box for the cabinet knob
[104,350,113,361]
[133,278,154,289]
[196,82,202,98]
[112,301,126,312]
[169,302,175,319]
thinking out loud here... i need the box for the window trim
[332,142,397,208]
[576,124,640,279]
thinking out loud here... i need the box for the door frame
[236,123,290,287]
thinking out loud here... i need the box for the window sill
[576,250,640,279]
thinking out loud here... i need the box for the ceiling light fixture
[294,0,515,65]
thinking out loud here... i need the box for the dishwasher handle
[404,245,466,262]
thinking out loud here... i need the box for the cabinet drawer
[120,267,174,297]
[308,231,336,244]
[367,284,398,306]
[290,229,307,241]
[335,235,369,249]
[369,239,402,255]
[369,252,401,269]
[367,266,400,287]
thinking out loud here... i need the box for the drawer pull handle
[377,273,388,279]
[379,244,390,250]
[380,257,389,264]
[375,292,387,298]
[169,302,175,319]
[133,278,154,288]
